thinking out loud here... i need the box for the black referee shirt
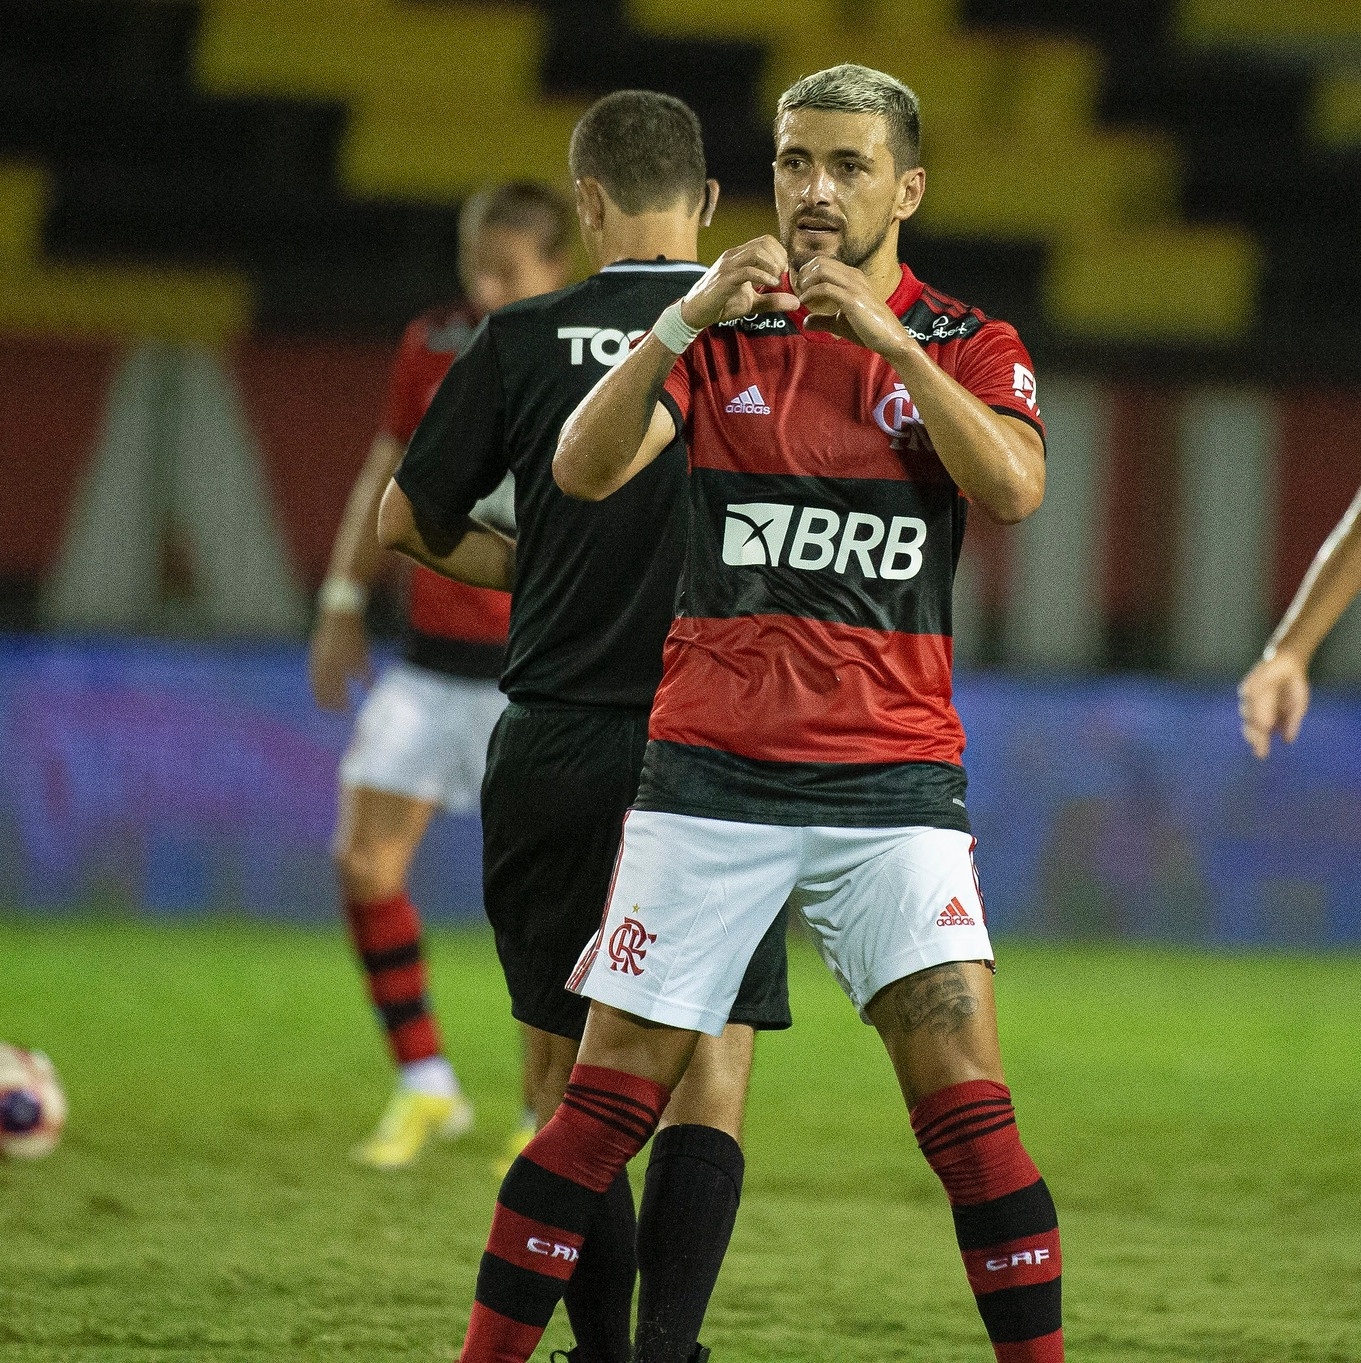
[396,260,706,711]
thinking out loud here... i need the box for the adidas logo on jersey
[936,896,977,928]
[725,385,771,415]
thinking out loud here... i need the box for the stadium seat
[1181,0,1361,47]
[0,0,1349,360]
[0,154,249,340]
[1316,71,1361,146]
[1047,225,1260,340]
[0,162,45,265]
[197,0,587,200]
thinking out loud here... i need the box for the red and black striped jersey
[380,305,511,677]
[637,264,1043,828]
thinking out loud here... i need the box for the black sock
[633,1124,745,1363]
[561,1169,637,1363]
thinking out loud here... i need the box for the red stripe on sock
[390,1015,440,1066]
[346,892,443,1064]
[522,1064,669,1192]
[962,1229,1063,1295]
[911,1081,1039,1206]
[345,892,421,954]
[370,963,426,1005]
[911,1079,1009,1135]
[485,1204,585,1281]
[459,1301,546,1363]
[570,1064,670,1111]
[994,1328,1065,1362]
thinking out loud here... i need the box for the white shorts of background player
[339,662,508,813]
[569,810,994,1036]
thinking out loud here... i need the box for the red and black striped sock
[912,1080,1063,1363]
[460,1063,670,1363]
[344,891,441,1065]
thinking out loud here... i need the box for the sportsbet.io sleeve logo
[721,501,926,580]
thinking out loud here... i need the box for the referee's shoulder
[488,276,599,327]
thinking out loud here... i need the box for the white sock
[399,1057,458,1099]
[519,1105,537,1130]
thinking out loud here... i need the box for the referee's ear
[700,179,720,229]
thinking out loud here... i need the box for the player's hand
[1237,650,1310,760]
[795,256,912,359]
[308,609,372,711]
[679,236,800,331]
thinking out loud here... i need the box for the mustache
[794,213,844,231]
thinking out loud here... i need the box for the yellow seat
[345,100,585,200]
[1181,0,1361,45]
[198,0,571,202]
[0,262,251,344]
[922,130,1175,238]
[1316,70,1361,146]
[630,0,956,43]
[1048,225,1261,341]
[199,1,544,106]
[0,162,46,266]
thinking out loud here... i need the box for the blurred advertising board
[1,635,1358,944]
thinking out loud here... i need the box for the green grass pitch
[1,917,1359,1363]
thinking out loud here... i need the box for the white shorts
[569,811,993,1036]
[339,662,507,812]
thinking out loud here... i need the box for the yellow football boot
[491,1112,538,1177]
[351,1088,475,1170]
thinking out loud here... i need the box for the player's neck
[596,213,701,269]
[861,240,906,303]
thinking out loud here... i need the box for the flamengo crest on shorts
[607,909,657,975]
[643,264,1046,829]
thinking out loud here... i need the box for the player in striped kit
[453,65,1064,1363]
[309,183,572,1169]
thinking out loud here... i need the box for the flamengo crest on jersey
[725,384,771,415]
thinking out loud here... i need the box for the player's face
[463,226,570,313]
[773,109,919,273]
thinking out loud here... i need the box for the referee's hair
[569,90,707,215]
[459,181,574,262]
[777,64,922,171]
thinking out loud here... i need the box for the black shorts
[482,702,791,1041]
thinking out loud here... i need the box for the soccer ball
[0,1043,67,1159]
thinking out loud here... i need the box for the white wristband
[652,300,702,355]
[318,577,367,614]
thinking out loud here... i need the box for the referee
[379,92,789,1363]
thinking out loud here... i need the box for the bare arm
[325,432,405,591]
[307,432,405,710]
[1238,485,1361,758]
[883,350,1044,524]
[554,236,800,502]
[797,256,1044,524]
[377,480,516,591]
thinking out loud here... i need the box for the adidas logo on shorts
[936,896,976,928]
[725,384,771,415]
